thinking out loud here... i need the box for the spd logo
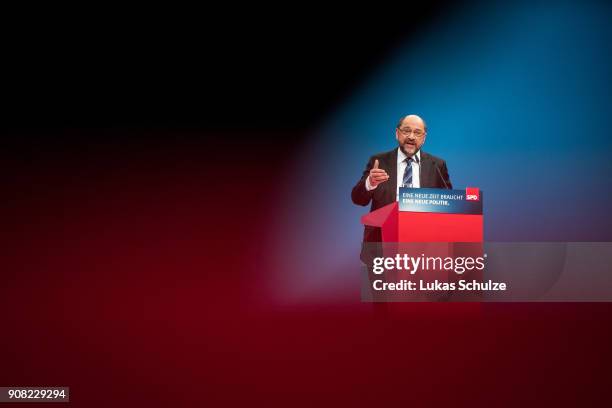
[466,187,480,201]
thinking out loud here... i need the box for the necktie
[403,157,413,187]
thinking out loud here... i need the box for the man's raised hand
[368,159,389,187]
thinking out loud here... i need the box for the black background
[4,3,460,131]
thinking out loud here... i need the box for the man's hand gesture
[368,159,389,187]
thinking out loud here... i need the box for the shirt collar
[397,148,420,164]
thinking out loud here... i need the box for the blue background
[271,0,612,296]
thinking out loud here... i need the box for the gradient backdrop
[2,1,612,407]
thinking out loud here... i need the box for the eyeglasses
[398,127,425,137]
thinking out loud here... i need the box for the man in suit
[351,114,452,263]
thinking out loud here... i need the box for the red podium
[360,202,483,242]
[360,187,484,304]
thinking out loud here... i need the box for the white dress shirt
[365,148,421,201]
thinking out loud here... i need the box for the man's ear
[395,129,400,142]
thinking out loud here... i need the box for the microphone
[435,165,450,189]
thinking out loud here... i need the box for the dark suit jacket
[351,148,452,263]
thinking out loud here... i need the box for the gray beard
[400,144,419,157]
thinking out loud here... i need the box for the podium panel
[361,187,483,243]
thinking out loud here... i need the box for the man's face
[395,116,426,157]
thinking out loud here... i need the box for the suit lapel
[388,148,397,200]
[419,151,429,188]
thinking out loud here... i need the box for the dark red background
[2,129,611,407]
